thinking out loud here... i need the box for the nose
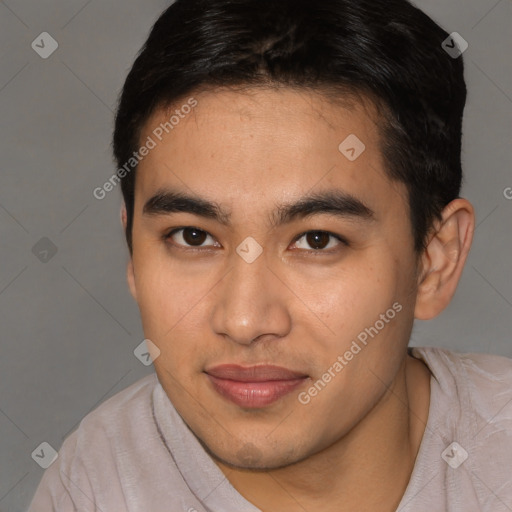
[210,250,292,346]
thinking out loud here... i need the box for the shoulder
[403,347,512,511]
[57,372,161,460]
[28,373,160,511]
[411,346,512,448]
[411,346,512,390]
[77,372,158,434]
[68,372,162,472]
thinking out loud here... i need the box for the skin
[122,87,474,512]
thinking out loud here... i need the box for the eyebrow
[142,188,375,227]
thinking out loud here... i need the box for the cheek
[133,246,192,317]
[304,258,411,396]
[305,306,408,421]
[132,254,215,363]
[309,257,400,335]
[134,268,169,329]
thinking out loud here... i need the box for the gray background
[0,0,510,510]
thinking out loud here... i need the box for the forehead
[134,87,407,221]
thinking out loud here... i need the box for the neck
[214,354,431,512]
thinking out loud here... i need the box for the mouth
[204,364,309,408]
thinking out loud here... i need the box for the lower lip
[206,375,308,408]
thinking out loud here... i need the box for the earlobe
[121,204,127,229]
[126,259,137,301]
[414,199,475,320]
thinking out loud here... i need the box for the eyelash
[162,227,348,254]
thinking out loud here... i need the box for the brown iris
[305,231,331,250]
[182,228,208,246]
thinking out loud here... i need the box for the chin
[204,437,309,471]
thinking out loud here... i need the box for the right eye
[164,227,220,249]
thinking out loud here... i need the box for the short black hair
[113,0,466,256]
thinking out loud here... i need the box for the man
[29,0,512,510]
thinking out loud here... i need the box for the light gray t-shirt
[27,347,512,511]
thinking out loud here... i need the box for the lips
[205,364,307,382]
[204,364,309,408]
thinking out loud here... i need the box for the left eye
[292,231,345,251]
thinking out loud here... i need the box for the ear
[121,204,137,301]
[414,198,475,320]
[126,260,137,301]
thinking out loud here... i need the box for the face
[127,87,421,469]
